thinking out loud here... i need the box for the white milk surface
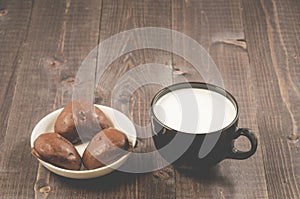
[153,88,237,133]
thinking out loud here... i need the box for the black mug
[150,82,257,169]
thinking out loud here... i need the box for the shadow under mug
[150,82,258,169]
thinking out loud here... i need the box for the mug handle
[227,128,258,159]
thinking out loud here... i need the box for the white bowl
[30,104,137,179]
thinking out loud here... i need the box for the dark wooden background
[0,0,299,198]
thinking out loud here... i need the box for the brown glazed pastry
[82,128,132,170]
[54,100,113,144]
[31,133,81,170]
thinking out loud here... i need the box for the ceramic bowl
[30,104,137,179]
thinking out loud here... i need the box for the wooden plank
[0,0,33,149]
[242,0,300,198]
[93,0,175,198]
[0,0,102,198]
[172,0,268,198]
[0,1,34,198]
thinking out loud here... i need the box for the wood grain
[242,0,300,198]
[0,0,34,198]
[94,0,175,198]
[0,0,33,155]
[172,0,268,198]
[0,0,102,198]
[0,0,299,198]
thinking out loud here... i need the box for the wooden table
[1,0,299,198]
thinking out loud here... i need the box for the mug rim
[150,82,239,135]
